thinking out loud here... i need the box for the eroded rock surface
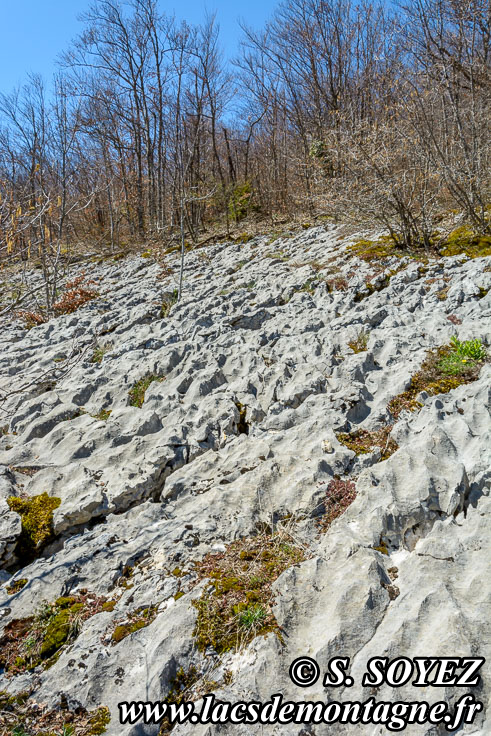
[0,225,490,734]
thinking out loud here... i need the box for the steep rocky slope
[0,225,490,735]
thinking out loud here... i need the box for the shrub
[52,272,99,315]
[16,272,99,328]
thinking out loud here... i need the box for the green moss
[348,237,397,262]
[6,579,27,595]
[39,610,72,659]
[348,234,434,263]
[87,706,111,735]
[111,605,158,644]
[439,226,491,258]
[174,591,184,601]
[128,375,164,408]
[1,594,109,675]
[102,600,116,612]
[7,493,61,559]
[54,596,78,609]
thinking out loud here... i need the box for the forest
[0,0,489,280]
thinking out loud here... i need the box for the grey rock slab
[0,225,490,734]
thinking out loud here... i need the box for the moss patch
[128,375,164,408]
[439,226,491,258]
[388,340,486,419]
[6,578,28,595]
[336,426,398,461]
[7,493,61,562]
[192,533,306,654]
[348,237,398,262]
[111,605,158,644]
[0,593,108,675]
[348,235,433,263]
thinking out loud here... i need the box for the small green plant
[449,336,487,361]
[437,338,487,375]
[238,604,267,632]
[265,250,288,261]
[128,375,164,408]
[348,329,369,354]
[298,279,315,294]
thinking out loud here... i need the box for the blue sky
[0,0,276,94]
